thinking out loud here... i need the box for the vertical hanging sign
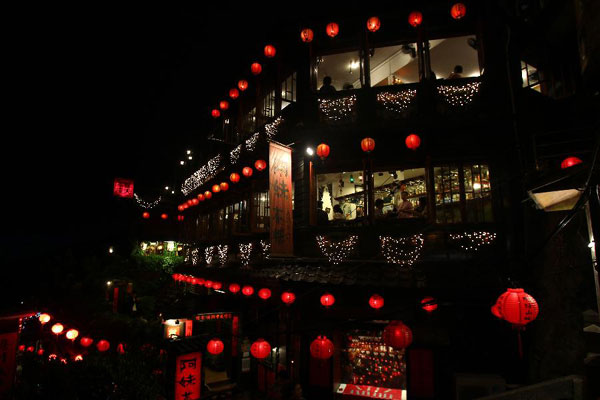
[175,352,202,400]
[269,142,293,256]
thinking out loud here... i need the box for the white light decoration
[376,89,417,113]
[448,231,497,252]
[230,144,241,165]
[316,235,358,265]
[436,82,481,107]
[265,116,284,140]
[181,154,222,195]
[205,246,215,265]
[260,240,270,259]
[183,248,191,264]
[134,193,161,209]
[379,234,424,267]
[239,243,253,267]
[318,95,357,122]
[245,132,260,152]
[191,248,200,266]
[217,245,228,267]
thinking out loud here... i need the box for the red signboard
[112,287,119,313]
[269,142,293,256]
[232,315,239,357]
[113,178,134,198]
[336,384,406,400]
[175,352,201,400]
[0,332,18,396]
[184,320,193,337]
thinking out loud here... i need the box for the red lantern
[326,22,339,37]
[37,348,45,356]
[408,11,423,27]
[316,143,330,160]
[250,338,271,359]
[229,88,239,99]
[451,3,467,19]
[251,62,262,75]
[96,340,110,352]
[254,159,267,171]
[178,205,184,211]
[197,194,205,201]
[281,291,296,305]
[212,184,221,193]
[421,297,438,312]
[230,172,240,183]
[493,289,539,327]
[177,215,184,221]
[80,337,93,347]
[39,313,51,325]
[26,346,34,352]
[258,288,271,300]
[229,283,241,294]
[66,329,79,341]
[51,323,64,335]
[207,339,224,355]
[238,80,248,91]
[320,293,335,307]
[242,285,254,296]
[242,167,253,177]
[211,109,221,118]
[382,321,413,349]
[219,100,229,110]
[205,280,213,288]
[264,44,276,58]
[18,345,25,352]
[187,199,194,206]
[300,28,314,43]
[220,182,229,191]
[183,203,189,209]
[361,137,375,153]
[561,156,582,169]
[191,198,199,205]
[197,278,205,285]
[142,212,150,219]
[204,191,212,199]
[369,294,384,309]
[211,281,222,290]
[310,336,334,359]
[161,213,168,220]
[405,134,421,150]
[367,16,381,32]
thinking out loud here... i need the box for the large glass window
[369,43,419,87]
[317,50,363,91]
[242,107,256,135]
[373,168,427,219]
[434,165,461,223]
[262,90,275,118]
[463,164,493,223]
[317,171,365,221]
[521,61,541,91]
[281,72,296,110]
[253,191,269,232]
[229,200,249,234]
[429,35,480,80]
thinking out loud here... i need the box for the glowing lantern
[281,291,296,305]
[258,288,271,300]
[229,283,241,294]
[310,336,334,359]
[320,293,335,307]
[561,156,582,169]
[80,337,93,347]
[26,346,34,352]
[183,204,189,209]
[254,159,267,171]
[361,137,375,153]
[178,205,184,211]
[51,323,64,335]
[382,321,413,349]
[211,109,221,118]
[220,182,229,191]
[207,339,224,355]
[451,3,467,19]
[251,62,262,75]
[39,313,51,325]
[177,215,184,221]
[421,297,438,312]
[316,143,330,160]
[493,289,539,327]
[242,167,253,177]
[229,88,239,99]
[405,134,421,150]
[367,16,381,32]
[197,193,205,201]
[161,213,168,220]
[300,28,314,43]
[142,211,150,219]
[96,340,110,352]
[326,22,339,37]
[74,354,83,361]
[191,198,199,205]
[37,348,44,355]
[250,338,271,359]
[187,199,194,206]
[204,191,212,199]
[369,294,384,309]
[66,329,79,341]
[408,11,423,27]
[230,172,240,183]
[205,280,213,288]
[242,285,254,296]
[212,184,221,193]
[212,281,222,290]
[238,80,249,91]
[196,278,205,285]
[220,100,229,110]
[264,44,276,58]
[18,345,25,352]
[117,343,126,354]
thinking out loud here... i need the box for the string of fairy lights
[316,235,359,265]
[230,144,241,164]
[376,89,417,114]
[260,240,271,259]
[134,193,162,209]
[318,95,357,122]
[181,154,222,195]
[265,116,284,140]
[436,81,481,107]
[379,234,424,267]
[217,245,229,267]
[191,248,200,266]
[239,243,253,267]
[448,231,497,252]
[245,132,260,152]
[205,246,215,265]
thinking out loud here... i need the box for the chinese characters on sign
[175,352,201,400]
[113,178,134,198]
[336,384,406,400]
[269,142,293,256]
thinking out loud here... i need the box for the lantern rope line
[134,193,162,209]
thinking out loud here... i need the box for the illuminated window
[521,61,541,92]
[369,42,419,87]
[374,168,427,219]
[317,50,363,91]
[317,171,365,221]
[253,192,270,232]
[281,72,297,109]
[262,90,276,118]
[429,35,481,80]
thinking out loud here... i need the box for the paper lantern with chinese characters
[251,62,262,75]
[281,291,296,305]
[367,16,381,32]
[421,297,438,312]
[258,288,271,300]
[250,338,271,359]
[242,167,253,177]
[300,28,314,43]
[96,340,110,352]
[493,289,539,327]
[197,194,205,201]
[207,339,224,355]
[220,182,229,191]
[211,109,221,118]
[229,283,241,294]
[142,212,150,219]
[369,294,384,309]
[66,329,79,341]
[310,336,334,359]
[361,137,375,153]
[264,44,276,58]
[405,134,421,150]
[326,22,339,37]
[39,313,51,325]
[204,191,212,199]
[230,172,240,183]
[80,337,93,347]
[408,11,423,27]
[316,143,330,160]
[238,80,248,91]
[242,285,254,296]
[320,293,335,307]
[561,156,582,169]
[51,323,64,335]
[254,159,267,171]
[212,184,221,193]
[229,88,239,99]
[383,321,413,349]
[451,3,467,19]
[161,213,168,220]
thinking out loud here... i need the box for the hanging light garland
[205,246,215,265]
[260,240,270,259]
[191,248,200,266]
[316,235,359,265]
[448,231,497,252]
[379,234,424,266]
[230,144,241,165]
[376,89,417,114]
[318,95,357,122]
[245,132,260,152]
[182,154,222,195]
[217,245,228,267]
[265,116,284,140]
[436,82,481,107]
[134,193,162,209]
[239,243,253,267]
